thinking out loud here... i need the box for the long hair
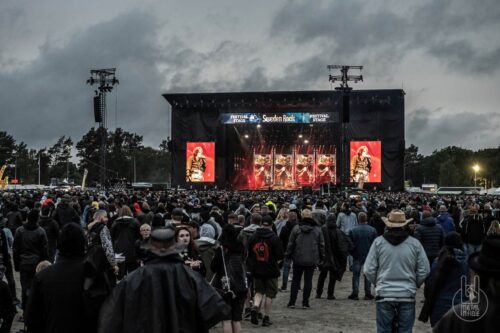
[175,226,199,256]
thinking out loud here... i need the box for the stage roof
[163,89,404,109]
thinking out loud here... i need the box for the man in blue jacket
[436,205,455,234]
[364,210,430,333]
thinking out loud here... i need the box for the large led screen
[253,154,272,189]
[350,141,381,183]
[186,142,215,182]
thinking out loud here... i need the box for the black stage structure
[163,90,405,191]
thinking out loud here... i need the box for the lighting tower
[87,68,119,188]
[327,65,363,188]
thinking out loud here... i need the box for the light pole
[472,164,480,187]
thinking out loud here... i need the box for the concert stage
[163,90,405,191]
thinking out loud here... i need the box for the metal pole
[38,153,41,185]
[14,157,17,180]
[66,160,69,181]
[134,155,136,183]
[474,170,477,187]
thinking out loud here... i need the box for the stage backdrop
[164,90,405,190]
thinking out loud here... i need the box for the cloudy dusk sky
[1,0,499,155]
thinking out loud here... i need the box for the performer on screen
[350,145,372,185]
[296,155,313,185]
[186,146,207,182]
[274,155,293,188]
[254,155,271,189]
[316,154,336,184]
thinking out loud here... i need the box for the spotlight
[309,124,314,127]
[298,134,303,138]
[257,124,261,128]
[304,139,309,144]
[244,134,249,139]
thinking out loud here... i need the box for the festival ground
[12,270,431,333]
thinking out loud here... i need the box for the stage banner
[274,154,294,188]
[253,154,272,189]
[350,141,382,183]
[186,142,215,182]
[222,112,335,124]
[315,154,336,184]
[295,154,314,186]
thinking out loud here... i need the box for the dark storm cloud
[0,12,173,148]
[270,0,500,79]
[406,108,500,154]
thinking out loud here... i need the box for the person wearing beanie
[13,209,49,311]
[25,223,93,333]
[418,231,467,326]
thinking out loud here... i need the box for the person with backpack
[6,203,23,236]
[286,209,325,309]
[211,224,248,333]
[247,215,284,327]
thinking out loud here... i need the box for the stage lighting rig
[86,68,119,189]
[327,64,363,188]
[327,65,363,90]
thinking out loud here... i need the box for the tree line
[405,144,500,188]
[0,129,171,186]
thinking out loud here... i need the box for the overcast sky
[1,0,499,155]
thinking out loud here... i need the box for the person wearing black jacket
[98,227,230,333]
[0,268,15,333]
[25,223,90,333]
[415,210,444,267]
[247,216,284,327]
[53,197,80,228]
[38,205,59,262]
[6,204,23,236]
[211,224,248,333]
[279,211,298,291]
[0,218,17,304]
[13,209,49,310]
[316,213,349,299]
[110,206,141,279]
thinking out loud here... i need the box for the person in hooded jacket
[38,205,59,262]
[53,196,80,228]
[13,209,49,311]
[364,209,430,333]
[286,209,325,309]
[98,227,230,333]
[415,210,445,267]
[316,213,349,299]
[436,205,455,235]
[6,203,23,236]
[25,223,90,333]
[211,224,248,333]
[434,222,500,333]
[195,224,220,282]
[110,205,141,279]
[247,215,284,327]
[418,232,468,327]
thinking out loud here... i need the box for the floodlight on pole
[472,164,480,187]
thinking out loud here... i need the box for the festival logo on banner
[186,142,215,182]
[274,154,293,188]
[316,154,336,184]
[349,141,382,183]
[253,154,272,189]
[296,154,314,186]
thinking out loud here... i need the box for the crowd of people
[0,188,499,333]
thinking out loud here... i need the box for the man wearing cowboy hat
[364,209,430,333]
